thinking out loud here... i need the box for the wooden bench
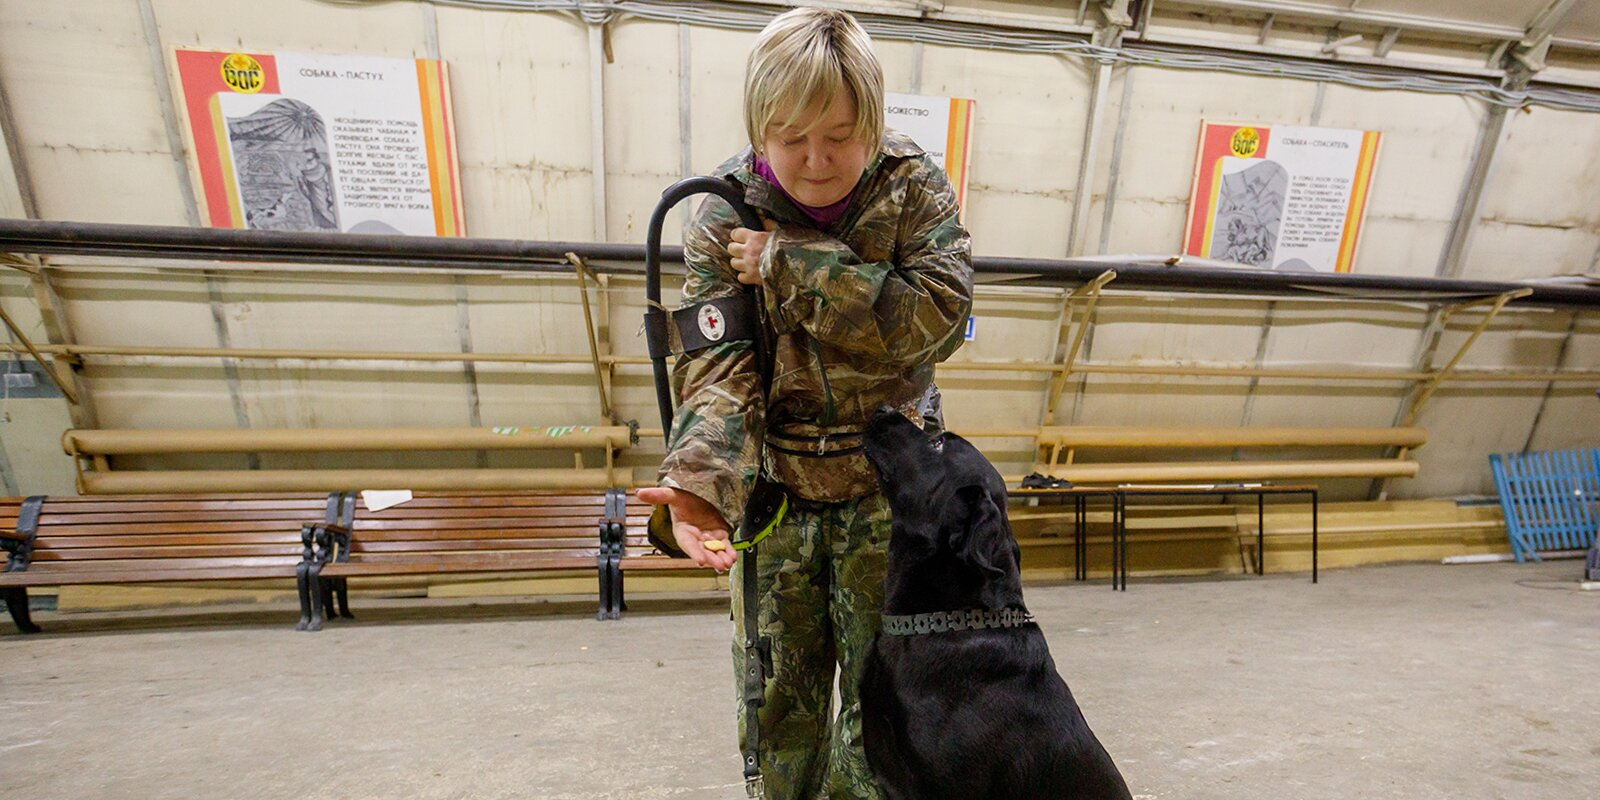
[301,489,637,630]
[62,425,636,494]
[1031,426,1426,484]
[0,493,345,633]
[1012,426,1423,586]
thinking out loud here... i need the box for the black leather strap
[645,293,763,358]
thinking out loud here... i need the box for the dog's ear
[949,485,1007,580]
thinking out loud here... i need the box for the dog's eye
[931,438,945,453]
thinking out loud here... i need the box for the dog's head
[864,408,1024,613]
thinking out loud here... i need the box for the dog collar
[879,607,1035,636]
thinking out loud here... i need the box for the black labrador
[860,408,1132,799]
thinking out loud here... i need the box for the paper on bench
[1117,483,1264,490]
[361,489,413,512]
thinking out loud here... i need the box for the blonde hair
[744,7,884,153]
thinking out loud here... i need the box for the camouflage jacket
[658,131,973,530]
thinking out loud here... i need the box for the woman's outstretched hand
[637,486,739,572]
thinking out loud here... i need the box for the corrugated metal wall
[1,0,1597,499]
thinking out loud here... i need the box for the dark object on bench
[1,493,340,634]
[1020,472,1072,489]
[301,489,635,631]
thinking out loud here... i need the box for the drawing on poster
[1185,122,1379,273]
[224,98,339,232]
[1209,158,1287,269]
[178,50,466,235]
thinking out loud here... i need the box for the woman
[638,8,973,798]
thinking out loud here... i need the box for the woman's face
[760,94,872,207]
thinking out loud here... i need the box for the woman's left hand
[728,219,779,285]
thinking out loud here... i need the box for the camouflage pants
[730,490,890,800]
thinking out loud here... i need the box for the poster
[1183,122,1379,272]
[885,92,975,210]
[173,50,465,236]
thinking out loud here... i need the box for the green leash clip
[731,490,787,552]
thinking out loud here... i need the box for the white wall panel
[923,43,1088,258]
[1462,107,1600,280]
[149,0,426,57]
[0,0,189,223]
[1409,386,1551,497]
[0,117,26,218]
[686,26,753,177]
[603,20,681,244]
[0,1,1597,502]
[435,6,593,239]
[1101,67,1319,256]
[1314,87,1482,278]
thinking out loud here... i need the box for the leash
[644,176,783,798]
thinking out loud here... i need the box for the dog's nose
[869,406,898,426]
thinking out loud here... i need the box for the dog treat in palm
[702,539,728,552]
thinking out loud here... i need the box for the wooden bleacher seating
[0,493,345,633]
[1030,425,1426,484]
[300,490,641,630]
[61,425,636,494]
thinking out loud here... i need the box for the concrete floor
[2,561,1598,800]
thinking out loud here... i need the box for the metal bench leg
[1257,494,1266,576]
[306,566,328,632]
[335,579,354,620]
[596,554,612,621]
[613,556,626,618]
[318,577,337,623]
[295,562,314,631]
[3,588,40,634]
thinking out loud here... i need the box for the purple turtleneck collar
[752,157,855,230]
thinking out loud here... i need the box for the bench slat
[34,544,312,561]
[33,498,328,514]
[0,566,296,587]
[321,556,598,577]
[26,556,303,571]
[619,557,712,572]
[65,426,632,454]
[349,538,607,553]
[40,509,349,526]
[360,495,611,509]
[81,468,616,494]
[1036,426,1427,449]
[40,533,306,548]
[344,528,616,544]
[348,514,645,531]
[1037,459,1419,483]
[38,521,331,537]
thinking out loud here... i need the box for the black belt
[764,429,864,458]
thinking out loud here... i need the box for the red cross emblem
[697,305,727,342]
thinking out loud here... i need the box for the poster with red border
[885,92,976,211]
[1183,121,1379,273]
[173,49,465,236]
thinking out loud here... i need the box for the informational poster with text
[885,92,975,211]
[1183,122,1380,273]
[173,50,465,236]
